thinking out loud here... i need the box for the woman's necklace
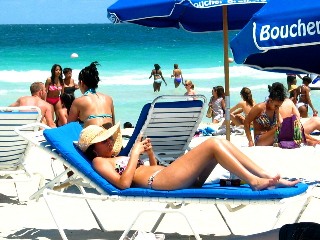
[83,88,96,96]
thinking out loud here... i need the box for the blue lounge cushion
[43,122,308,200]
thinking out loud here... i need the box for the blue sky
[0,0,117,24]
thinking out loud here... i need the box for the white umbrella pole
[223,6,231,141]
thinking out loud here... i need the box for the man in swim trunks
[9,82,56,128]
[171,63,183,88]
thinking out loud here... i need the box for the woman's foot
[250,176,299,191]
[275,178,300,188]
[250,177,278,191]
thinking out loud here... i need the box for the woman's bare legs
[255,128,277,146]
[160,138,298,190]
[302,116,320,135]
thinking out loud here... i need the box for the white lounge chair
[15,97,312,240]
[0,106,43,201]
[120,95,207,165]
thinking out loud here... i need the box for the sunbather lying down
[77,122,299,191]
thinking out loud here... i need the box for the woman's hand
[131,135,147,156]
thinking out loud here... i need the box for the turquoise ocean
[1,24,319,125]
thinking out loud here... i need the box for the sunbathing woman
[78,123,299,191]
[67,61,115,128]
[244,82,285,147]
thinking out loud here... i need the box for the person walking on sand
[171,63,183,88]
[9,82,56,128]
[78,123,299,191]
[149,64,167,92]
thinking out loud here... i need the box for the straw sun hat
[77,122,122,156]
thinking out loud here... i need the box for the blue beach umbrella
[230,0,320,75]
[107,0,267,140]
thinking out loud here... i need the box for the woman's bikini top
[48,85,62,91]
[115,156,144,175]
[78,88,113,124]
[255,110,277,129]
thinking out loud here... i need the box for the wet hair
[60,93,75,114]
[78,61,100,89]
[154,64,161,70]
[30,82,44,95]
[50,64,63,86]
[302,76,312,84]
[63,67,72,74]
[215,86,225,98]
[174,63,178,69]
[268,82,287,101]
[240,87,254,107]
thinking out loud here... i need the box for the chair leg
[119,207,202,240]
[43,189,69,240]
[78,186,106,232]
[30,169,69,201]
[214,204,234,235]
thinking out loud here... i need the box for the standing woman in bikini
[45,64,64,120]
[67,61,115,128]
[244,82,286,147]
[149,64,167,92]
[171,63,183,88]
[295,76,318,118]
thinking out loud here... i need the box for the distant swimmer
[171,63,183,88]
[149,63,167,92]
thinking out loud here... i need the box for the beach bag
[206,106,213,118]
[273,115,305,149]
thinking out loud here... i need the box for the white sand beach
[1,124,320,240]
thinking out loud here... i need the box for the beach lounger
[19,122,311,240]
[119,95,207,165]
[0,106,43,201]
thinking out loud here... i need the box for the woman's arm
[93,137,148,189]
[44,78,50,100]
[67,99,80,123]
[244,105,262,147]
[160,71,167,86]
[149,70,153,79]
[305,87,318,115]
[144,137,157,166]
[230,102,243,114]
[221,99,226,113]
